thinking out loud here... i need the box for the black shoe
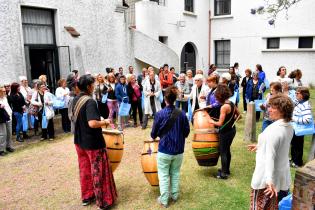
[218,169,230,176]
[215,170,228,179]
[23,132,30,139]
[82,196,96,206]
[98,204,111,210]
[16,136,24,142]
[0,151,7,156]
[6,147,15,153]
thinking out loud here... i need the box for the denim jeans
[157,152,183,206]
[13,112,23,137]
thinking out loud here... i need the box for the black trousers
[42,118,55,139]
[291,134,304,166]
[131,99,143,125]
[34,112,42,133]
[60,108,71,132]
[97,101,109,119]
[161,90,166,108]
[219,127,236,175]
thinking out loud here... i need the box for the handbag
[101,93,108,103]
[42,107,48,129]
[29,93,39,115]
[118,102,131,116]
[229,91,238,104]
[292,118,315,136]
[254,99,266,112]
[159,92,163,103]
[53,98,65,109]
[0,107,10,123]
[187,98,193,122]
[22,112,28,131]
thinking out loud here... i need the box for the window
[298,37,313,48]
[21,7,55,45]
[215,40,230,68]
[150,0,165,6]
[215,0,231,16]
[267,38,280,49]
[185,0,194,12]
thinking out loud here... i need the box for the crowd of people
[0,62,314,210]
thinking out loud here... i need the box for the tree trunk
[244,102,256,142]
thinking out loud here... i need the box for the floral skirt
[75,145,117,207]
[250,188,278,210]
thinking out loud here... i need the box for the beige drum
[102,129,124,172]
[141,140,159,186]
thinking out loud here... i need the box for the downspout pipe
[208,10,212,69]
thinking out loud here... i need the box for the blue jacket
[245,79,263,101]
[115,83,129,103]
[151,105,190,155]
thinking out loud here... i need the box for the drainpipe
[208,10,212,68]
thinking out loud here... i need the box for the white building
[0,0,178,89]
[209,0,315,84]
[133,0,315,84]
[0,0,314,88]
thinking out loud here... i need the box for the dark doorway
[29,48,59,92]
[180,42,196,75]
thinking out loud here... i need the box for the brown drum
[102,129,124,172]
[192,110,219,166]
[141,140,159,186]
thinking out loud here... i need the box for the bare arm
[210,105,228,126]
[88,119,110,128]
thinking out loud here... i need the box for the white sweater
[251,119,294,191]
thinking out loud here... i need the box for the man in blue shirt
[151,86,190,208]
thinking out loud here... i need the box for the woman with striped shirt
[291,87,313,167]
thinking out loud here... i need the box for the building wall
[0,0,134,83]
[210,0,315,84]
[135,0,210,73]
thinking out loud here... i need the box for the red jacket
[159,72,173,89]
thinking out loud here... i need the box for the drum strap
[159,108,182,138]
[73,95,91,124]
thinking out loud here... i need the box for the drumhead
[102,129,123,135]
[143,139,159,143]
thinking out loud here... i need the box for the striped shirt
[151,105,190,155]
[293,100,313,124]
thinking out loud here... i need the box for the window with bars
[215,40,230,69]
[185,0,194,12]
[215,0,231,16]
[298,37,313,48]
[21,7,55,45]
[267,38,280,49]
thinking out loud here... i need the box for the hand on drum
[247,144,257,152]
[103,119,111,127]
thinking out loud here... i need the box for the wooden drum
[102,129,124,172]
[192,110,219,166]
[141,140,159,186]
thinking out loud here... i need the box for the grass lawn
[0,90,314,210]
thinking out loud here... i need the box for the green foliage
[251,0,302,25]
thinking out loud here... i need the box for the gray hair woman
[248,94,294,209]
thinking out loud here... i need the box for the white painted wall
[210,0,315,85]
[0,0,135,83]
[135,0,210,73]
